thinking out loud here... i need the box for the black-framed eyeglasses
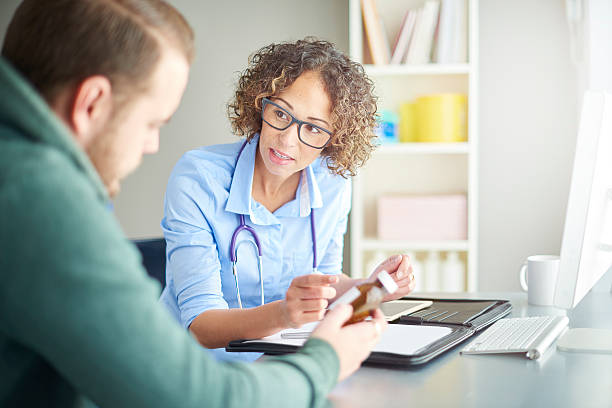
[261,97,333,149]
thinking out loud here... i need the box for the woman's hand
[280,274,339,328]
[311,305,387,381]
[369,254,415,302]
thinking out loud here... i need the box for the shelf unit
[375,142,470,155]
[364,63,471,76]
[348,0,479,292]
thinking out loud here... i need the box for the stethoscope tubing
[229,139,318,308]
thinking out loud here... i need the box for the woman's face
[257,70,332,181]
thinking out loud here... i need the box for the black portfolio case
[226,297,512,367]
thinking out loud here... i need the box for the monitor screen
[554,91,612,309]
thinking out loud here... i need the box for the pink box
[377,194,467,240]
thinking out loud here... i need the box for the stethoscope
[230,140,318,309]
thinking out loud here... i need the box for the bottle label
[365,286,385,305]
[329,287,361,310]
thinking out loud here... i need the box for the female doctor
[160,38,415,361]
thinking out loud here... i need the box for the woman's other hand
[369,254,415,301]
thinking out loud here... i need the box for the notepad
[266,322,452,355]
[380,300,433,321]
[280,300,431,340]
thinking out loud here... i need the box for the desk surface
[329,289,612,408]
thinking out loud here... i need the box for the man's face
[86,46,190,197]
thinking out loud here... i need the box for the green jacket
[0,57,339,408]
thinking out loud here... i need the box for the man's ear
[69,76,113,147]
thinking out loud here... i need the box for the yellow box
[398,102,417,142]
[415,94,468,142]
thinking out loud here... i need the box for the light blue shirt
[159,134,351,361]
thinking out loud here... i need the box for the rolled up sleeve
[162,163,229,328]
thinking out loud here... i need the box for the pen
[280,331,311,339]
[400,315,424,324]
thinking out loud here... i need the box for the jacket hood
[0,57,107,201]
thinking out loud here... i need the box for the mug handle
[519,262,528,291]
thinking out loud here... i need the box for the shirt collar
[225,136,257,216]
[297,163,323,216]
[224,133,324,222]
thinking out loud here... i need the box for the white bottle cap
[328,287,361,310]
[377,270,398,294]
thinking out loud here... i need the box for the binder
[226,297,512,367]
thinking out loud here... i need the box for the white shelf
[375,142,470,154]
[365,63,471,76]
[362,239,470,252]
[349,0,479,291]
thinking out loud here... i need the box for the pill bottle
[424,251,441,291]
[330,270,398,325]
[440,251,465,292]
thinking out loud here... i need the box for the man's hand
[311,305,387,381]
[280,274,338,328]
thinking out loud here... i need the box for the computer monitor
[553,90,612,353]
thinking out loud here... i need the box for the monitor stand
[557,328,612,354]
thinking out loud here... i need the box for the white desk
[329,288,612,407]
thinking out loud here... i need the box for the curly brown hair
[227,37,378,178]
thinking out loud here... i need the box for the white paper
[373,324,452,355]
[250,322,452,356]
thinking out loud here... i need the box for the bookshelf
[364,64,470,76]
[348,0,479,292]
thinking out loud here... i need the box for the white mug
[519,255,560,306]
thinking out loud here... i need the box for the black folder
[226,297,512,367]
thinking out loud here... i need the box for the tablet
[381,300,433,321]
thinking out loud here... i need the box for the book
[361,0,390,65]
[405,0,440,65]
[452,0,468,63]
[390,10,417,65]
[422,0,441,63]
[390,11,408,61]
[434,0,454,63]
[435,0,467,63]
[404,7,424,64]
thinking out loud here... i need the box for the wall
[478,0,577,290]
[0,0,348,237]
[583,0,612,92]
[111,1,349,239]
[0,0,578,291]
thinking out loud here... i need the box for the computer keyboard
[461,315,569,360]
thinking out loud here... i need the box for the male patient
[0,1,386,407]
